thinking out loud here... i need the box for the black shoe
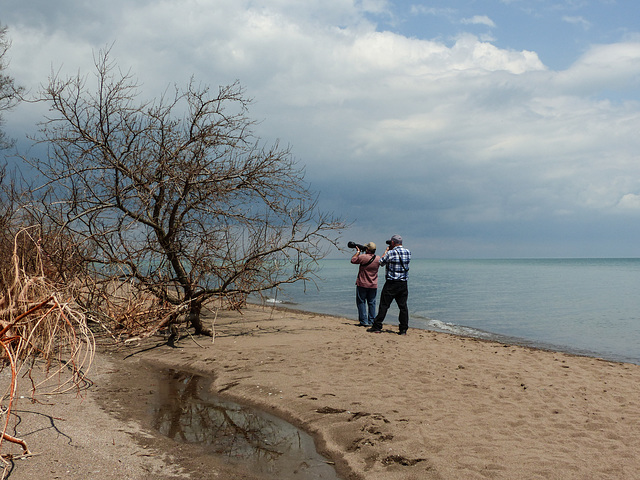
[398,331,407,335]
[367,328,382,333]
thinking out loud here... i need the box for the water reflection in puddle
[150,369,341,480]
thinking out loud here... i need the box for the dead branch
[0,229,94,460]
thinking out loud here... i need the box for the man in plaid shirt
[368,234,411,335]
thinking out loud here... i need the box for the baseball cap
[385,234,403,245]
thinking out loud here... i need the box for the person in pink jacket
[350,242,380,326]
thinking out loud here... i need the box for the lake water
[264,258,640,365]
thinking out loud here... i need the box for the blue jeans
[356,286,377,325]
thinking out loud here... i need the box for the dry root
[0,228,94,471]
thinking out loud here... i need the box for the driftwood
[0,229,94,477]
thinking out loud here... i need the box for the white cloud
[461,15,496,28]
[618,194,640,210]
[410,6,456,17]
[3,0,640,256]
[562,15,591,30]
[552,41,640,94]
[357,0,391,15]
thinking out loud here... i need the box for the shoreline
[264,257,640,367]
[262,301,638,366]
[7,303,640,479]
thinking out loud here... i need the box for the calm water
[264,258,640,365]
[151,369,340,479]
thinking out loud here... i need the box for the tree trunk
[186,301,212,336]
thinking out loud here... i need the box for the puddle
[149,369,341,480]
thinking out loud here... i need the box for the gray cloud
[3,0,640,257]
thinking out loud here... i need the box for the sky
[2,0,640,258]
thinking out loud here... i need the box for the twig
[187,330,205,349]
[211,307,218,345]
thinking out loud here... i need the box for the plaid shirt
[380,246,411,281]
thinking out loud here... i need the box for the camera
[348,241,368,251]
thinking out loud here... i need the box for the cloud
[617,194,640,210]
[409,6,457,17]
[460,15,496,28]
[553,41,640,93]
[562,15,591,30]
[3,0,640,257]
[357,0,392,15]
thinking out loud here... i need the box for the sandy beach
[5,304,640,479]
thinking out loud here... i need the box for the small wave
[425,318,493,339]
[263,298,299,306]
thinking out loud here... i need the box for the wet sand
[5,304,640,479]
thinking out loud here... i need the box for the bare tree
[0,29,94,472]
[0,25,30,290]
[0,25,23,262]
[0,26,25,277]
[30,51,344,335]
[0,25,23,149]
